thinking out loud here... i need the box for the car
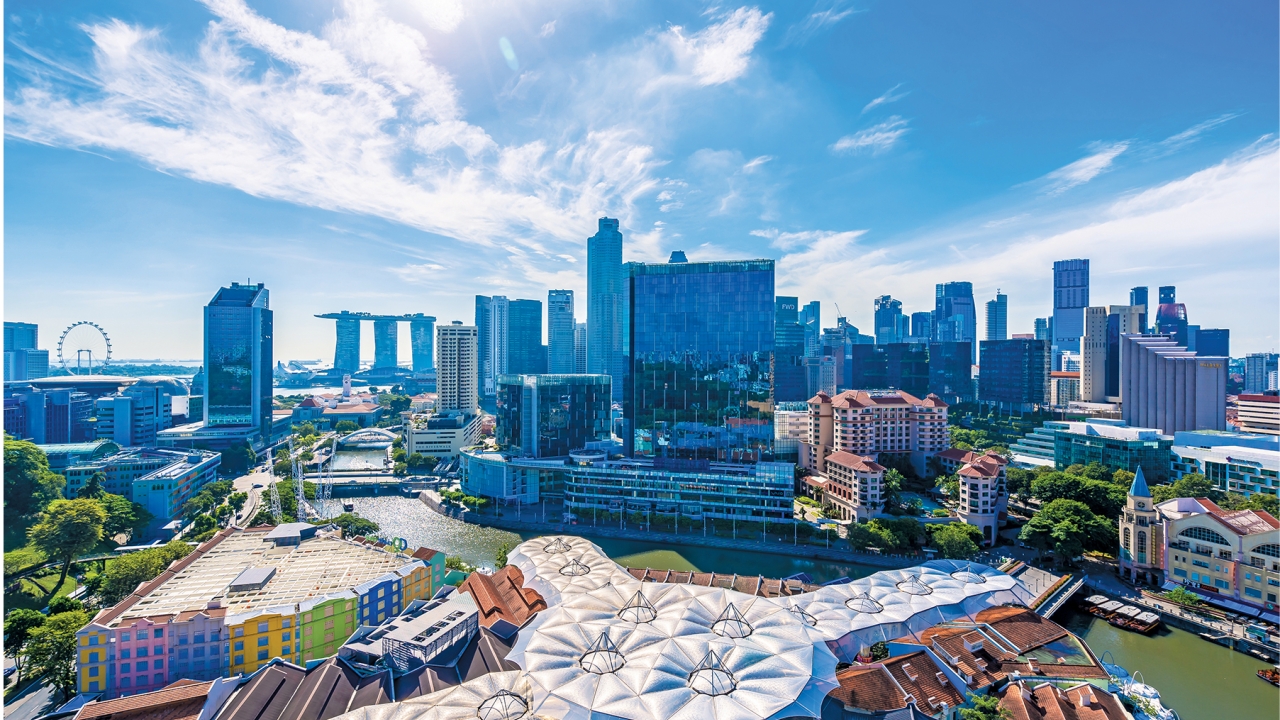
[252,483,264,489]
[4,666,15,678]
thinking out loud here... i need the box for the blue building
[587,218,626,401]
[979,338,1050,411]
[507,299,545,375]
[773,296,808,402]
[1052,259,1089,366]
[934,282,977,362]
[928,341,974,403]
[873,295,909,345]
[495,374,612,458]
[626,255,774,460]
[204,282,273,441]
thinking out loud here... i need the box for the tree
[935,473,960,499]
[1019,499,1116,563]
[28,498,107,601]
[189,514,218,537]
[327,513,379,537]
[495,542,512,569]
[216,441,257,476]
[1079,462,1112,482]
[292,422,317,437]
[848,521,899,551]
[880,517,925,548]
[1151,473,1222,504]
[4,438,66,518]
[1163,585,1202,607]
[23,610,90,700]
[881,469,905,511]
[4,609,45,685]
[1112,469,1136,487]
[959,692,1011,720]
[1005,467,1035,499]
[932,523,981,559]
[335,420,360,434]
[98,493,153,538]
[227,492,248,512]
[98,541,193,606]
[47,595,85,615]
[76,472,106,499]
[1220,492,1280,516]
[1030,471,1125,519]
[868,642,889,660]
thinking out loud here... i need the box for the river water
[345,496,1276,718]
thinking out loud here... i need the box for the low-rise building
[403,411,482,460]
[322,403,383,428]
[813,451,885,523]
[801,389,950,478]
[1237,393,1280,436]
[1052,419,1173,483]
[1170,430,1279,498]
[65,448,221,523]
[458,449,570,505]
[35,439,121,473]
[998,680,1130,720]
[954,453,1008,545]
[1008,422,1065,468]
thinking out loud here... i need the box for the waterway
[1057,607,1279,720]
[331,450,388,472]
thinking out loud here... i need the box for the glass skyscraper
[800,301,821,357]
[507,299,545,375]
[985,291,1007,341]
[547,290,575,374]
[587,218,625,401]
[495,374,611,458]
[626,257,775,460]
[204,282,272,440]
[873,295,909,345]
[934,282,977,362]
[1052,258,1089,364]
[773,296,807,402]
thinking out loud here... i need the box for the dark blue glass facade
[496,374,611,457]
[626,259,774,460]
[928,341,973,403]
[846,343,930,397]
[773,296,807,402]
[507,299,545,375]
[204,282,273,440]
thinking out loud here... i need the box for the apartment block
[800,389,950,477]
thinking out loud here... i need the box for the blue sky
[5,0,1278,362]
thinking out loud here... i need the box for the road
[232,469,277,525]
[3,679,57,720]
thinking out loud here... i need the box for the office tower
[1103,305,1144,400]
[1154,286,1189,347]
[547,290,575,374]
[333,314,361,373]
[873,295,909,345]
[773,296,808,402]
[1080,307,1108,402]
[1194,329,1229,359]
[5,389,93,443]
[94,391,169,447]
[804,355,837,397]
[409,315,436,372]
[587,217,625,401]
[372,319,399,369]
[1129,286,1149,313]
[485,295,511,392]
[1052,259,1089,365]
[507,299,544,375]
[4,322,38,352]
[495,374,611,457]
[1121,334,1226,434]
[845,344,930,398]
[1245,353,1279,394]
[928,342,974,403]
[934,282,977,363]
[910,311,933,343]
[1034,317,1051,342]
[573,322,588,374]
[474,296,491,395]
[436,322,478,414]
[627,257,774,460]
[978,339,1050,412]
[4,322,49,381]
[801,301,821,357]
[984,291,1007,342]
[204,282,272,440]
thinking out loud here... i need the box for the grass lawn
[5,571,78,613]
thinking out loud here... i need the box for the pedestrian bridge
[336,427,397,449]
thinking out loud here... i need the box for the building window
[1214,579,1230,590]
[120,677,131,688]
[155,673,164,684]
[137,661,148,671]
[89,681,99,691]
[257,622,269,633]
[234,641,244,651]
[121,663,131,672]
[1178,526,1230,545]
[1137,531,1146,555]
[234,655,244,665]
[257,637,268,647]
[137,647,148,657]
[1245,587,1263,599]
[88,666,99,677]
[257,650,269,661]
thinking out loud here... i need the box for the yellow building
[1155,496,1280,612]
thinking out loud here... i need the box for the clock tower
[1118,467,1162,584]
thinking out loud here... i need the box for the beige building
[1237,393,1280,435]
[403,411,483,460]
[800,389,949,477]
[812,451,886,522]
[436,322,478,414]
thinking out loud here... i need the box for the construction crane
[291,438,314,521]
[318,437,337,516]
[268,476,284,524]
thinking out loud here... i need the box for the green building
[1052,420,1172,482]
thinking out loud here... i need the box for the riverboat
[1258,665,1280,687]
[343,501,355,512]
[1082,594,1161,633]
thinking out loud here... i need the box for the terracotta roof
[809,391,832,403]
[623,568,819,597]
[1050,371,1080,379]
[830,389,927,409]
[831,664,908,712]
[411,547,442,562]
[959,463,1000,479]
[1239,394,1280,404]
[975,606,1068,653]
[76,681,213,720]
[882,652,965,714]
[935,448,973,462]
[457,566,547,630]
[1195,498,1280,534]
[826,450,886,473]
[999,680,1129,720]
[912,626,1014,689]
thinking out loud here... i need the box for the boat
[1121,671,1179,720]
[1259,665,1280,687]
[342,501,355,512]
[1107,604,1162,634]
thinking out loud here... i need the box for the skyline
[5,0,1278,360]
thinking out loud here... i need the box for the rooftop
[75,680,214,720]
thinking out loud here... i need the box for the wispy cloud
[666,7,772,86]
[1041,142,1129,194]
[861,83,908,114]
[742,155,772,172]
[1158,113,1239,152]
[831,116,909,154]
[538,20,556,38]
[784,0,858,45]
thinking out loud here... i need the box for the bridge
[315,312,436,374]
[337,427,397,449]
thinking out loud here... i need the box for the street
[3,679,57,720]
[232,468,276,525]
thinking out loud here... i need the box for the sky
[5,0,1278,363]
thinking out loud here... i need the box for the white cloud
[742,154,772,172]
[861,83,908,114]
[1158,113,1239,152]
[784,0,857,45]
[411,0,464,33]
[666,7,772,86]
[539,20,557,38]
[1041,141,1129,194]
[831,116,909,154]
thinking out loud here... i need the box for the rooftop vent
[950,564,987,584]
[228,567,276,592]
[688,650,736,696]
[896,574,933,595]
[844,592,884,614]
[788,603,818,626]
[618,591,657,623]
[476,689,528,720]
[711,603,753,638]
[580,631,625,675]
[544,538,572,554]
[559,559,591,576]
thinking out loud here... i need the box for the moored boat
[1259,665,1280,687]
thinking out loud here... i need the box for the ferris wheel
[57,321,113,375]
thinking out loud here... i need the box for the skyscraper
[984,291,1007,342]
[934,282,977,362]
[1245,353,1279,394]
[495,374,611,458]
[1121,334,1226,434]
[332,314,361,373]
[1154,286,1189,347]
[488,296,510,393]
[1104,305,1145,399]
[409,315,436,372]
[801,301,821,357]
[627,257,774,459]
[1080,306,1109,402]
[1052,259,1089,366]
[507,299,544,375]
[1129,286,1149,331]
[587,217,625,401]
[4,321,48,381]
[1034,317,1052,342]
[204,281,273,440]
[547,290,575,374]
[436,322,478,414]
[873,295,909,345]
[773,296,807,402]
[474,296,492,396]
[573,322,587,374]
[1195,329,1229,359]
[910,311,933,344]
[978,339,1050,412]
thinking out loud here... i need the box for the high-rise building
[573,322,587,374]
[626,257,774,459]
[1129,286,1148,314]
[507,299,544,375]
[95,390,170,447]
[801,301,822,357]
[587,217,625,401]
[3,322,49,381]
[984,291,1007,342]
[1154,286,1189,347]
[928,341,974,403]
[873,295,909,345]
[1104,305,1145,400]
[333,314,361,373]
[910,311,933,344]
[1081,307,1109,402]
[1034,317,1052,342]
[934,282,977,362]
[495,374,612,457]
[204,282,272,440]
[773,296,808,402]
[474,296,493,396]
[1195,328,1229,359]
[1052,259,1089,365]
[547,290,575,374]
[488,296,510,391]
[4,388,93,443]
[1245,353,1279,394]
[1121,334,1226,434]
[978,339,1050,412]
[373,319,399,370]
[409,315,436,372]
[436,322,478,414]
[846,344,930,398]
[4,322,38,353]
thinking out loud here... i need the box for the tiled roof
[1196,498,1280,534]
[826,451,886,473]
[624,568,819,597]
[975,606,1067,653]
[882,652,965,715]
[831,664,908,712]
[830,389,928,409]
[76,680,213,720]
[457,566,547,630]
[999,680,1130,720]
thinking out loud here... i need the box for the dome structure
[133,375,190,397]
